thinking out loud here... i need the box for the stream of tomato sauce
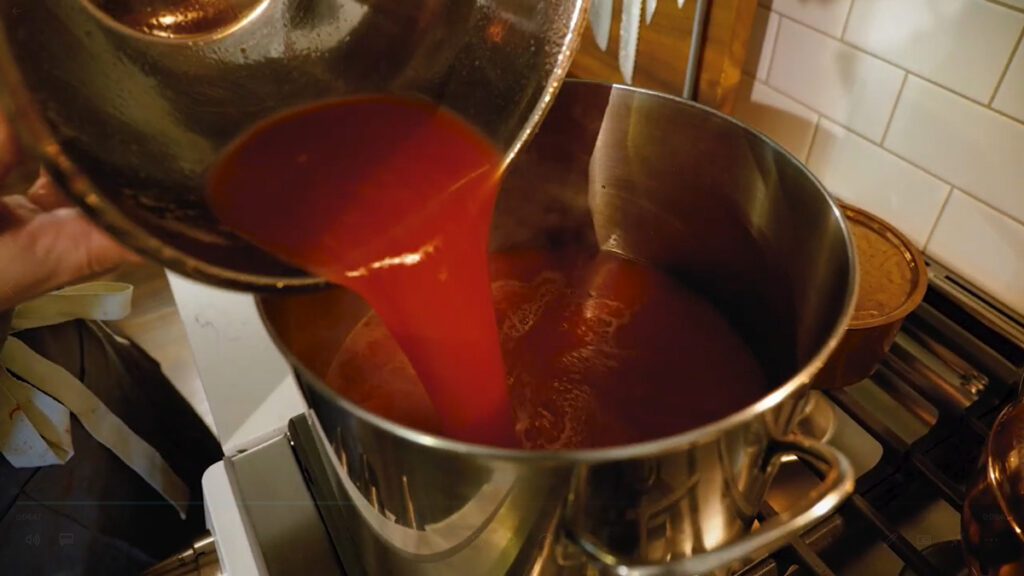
[207,95,769,449]
[206,96,516,446]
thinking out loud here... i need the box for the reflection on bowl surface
[83,0,269,39]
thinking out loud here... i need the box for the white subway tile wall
[768,18,905,141]
[885,76,1024,223]
[927,191,1024,315]
[733,76,819,160]
[843,0,1023,102]
[993,40,1024,122]
[740,0,1024,315]
[764,0,853,37]
[806,119,950,247]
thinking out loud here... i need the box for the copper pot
[815,204,928,389]
[962,388,1024,575]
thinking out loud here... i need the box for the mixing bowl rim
[0,0,590,291]
[838,203,928,331]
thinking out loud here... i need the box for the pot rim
[257,80,860,464]
[839,203,928,331]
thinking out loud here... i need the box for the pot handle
[570,435,855,576]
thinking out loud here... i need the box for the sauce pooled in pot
[329,248,769,449]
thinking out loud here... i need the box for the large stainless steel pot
[258,81,858,575]
[0,0,587,290]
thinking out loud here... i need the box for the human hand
[0,114,140,312]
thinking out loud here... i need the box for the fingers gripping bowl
[258,81,859,575]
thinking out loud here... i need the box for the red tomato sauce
[207,96,516,446]
[207,95,768,449]
[331,248,769,449]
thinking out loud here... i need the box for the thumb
[39,207,142,279]
[0,207,141,311]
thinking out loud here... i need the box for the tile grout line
[736,75,955,206]
[881,72,909,145]
[956,189,1024,228]
[922,186,955,251]
[753,77,1024,228]
[767,66,1024,193]
[986,0,1024,14]
[989,25,1024,106]
[802,116,822,164]
[892,153,1024,227]
[776,9,843,41]
[911,71,1024,128]
[741,39,1024,227]
[761,77,884,142]
[838,0,857,40]
[852,117,1023,227]
[739,69,813,113]
[780,13,1017,108]
[734,72,820,161]
[739,72,824,127]
[763,11,786,82]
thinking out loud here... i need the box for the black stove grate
[738,260,1024,576]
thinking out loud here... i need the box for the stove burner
[734,259,1023,576]
[898,540,969,576]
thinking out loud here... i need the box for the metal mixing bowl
[0,0,588,290]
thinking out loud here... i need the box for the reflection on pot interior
[329,247,770,449]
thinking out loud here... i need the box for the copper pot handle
[571,435,855,576]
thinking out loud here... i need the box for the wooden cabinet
[569,0,757,113]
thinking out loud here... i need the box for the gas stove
[749,259,1024,576]
[181,258,1024,576]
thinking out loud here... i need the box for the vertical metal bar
[681,0,709,100]
[907,452,965,509]
[846,495,940,575]
[760,503,835,576]
[826,388,965,509]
